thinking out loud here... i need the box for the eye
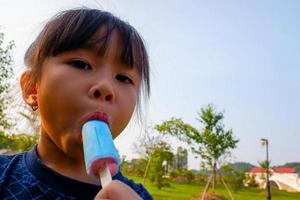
[68,60,92,70]
[116,74,134,84]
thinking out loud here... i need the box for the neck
[37,132,100,185]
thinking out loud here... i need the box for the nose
[88,78,115,103]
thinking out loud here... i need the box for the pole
[201,174,213,200]
[265,140,271,200]
[261,138,271,200]
[220,177,234,200]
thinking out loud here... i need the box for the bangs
[26,8,149,97]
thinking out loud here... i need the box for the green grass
[127,175,300,200]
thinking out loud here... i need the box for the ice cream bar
[82,120,120,187]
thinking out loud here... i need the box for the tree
[244,173,258,188]
[148,141,173,189]
[133,125,163,184]
[0,31,14,130]
[220,164,245,192]
[0,31,39,152]
[0,131,38,152]
[258,160,273,183]
[155,104,239,196]
[133,125,173,188]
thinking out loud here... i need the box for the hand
[94,180,142,200]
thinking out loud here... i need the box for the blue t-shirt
[0,147,152,200]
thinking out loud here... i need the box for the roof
[249,167,265,173]
[249,167,296,174]
[272,167,296,173]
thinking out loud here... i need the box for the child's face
[28,29,140,159]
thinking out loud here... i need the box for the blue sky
[0,0,299,169]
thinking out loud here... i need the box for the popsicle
[82,120,120,187]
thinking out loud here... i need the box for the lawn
[127,175,300,200]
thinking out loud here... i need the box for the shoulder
[0,152,24,174]
[114,173,153,200]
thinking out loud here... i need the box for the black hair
[25,8,150,99]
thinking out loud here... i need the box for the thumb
[94,180,142,200]
[94,188,109,200]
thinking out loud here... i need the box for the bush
[174,176,189,183]
[244,173,258,188]
[182,169,195,183]
[195,173,208,184]
[221,165,246,192]
[169,169,180,180]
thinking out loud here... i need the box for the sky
[0,0,299,170]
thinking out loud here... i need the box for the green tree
[0,31,14,130]
[0,131,38,152]
[221,164,245,192]
[258,160,273,182]
[133,126,162,184]
[155,104,239,193]
[133,125,173,186]
[0,31,39,152]
[182,169,195,183]
[148,141,173,189]
[244,173,258,188]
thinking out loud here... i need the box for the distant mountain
[228,162,255,172]
[190,162,255,174]
[279,162,300,172]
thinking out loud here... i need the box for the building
[173,147,188,170]
[246,167,300,192]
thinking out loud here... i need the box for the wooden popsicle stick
[99,162,112,187]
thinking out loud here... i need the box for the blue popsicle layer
[82,120,120,178]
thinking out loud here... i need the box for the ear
[20,70,38,108]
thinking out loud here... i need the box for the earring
[31,105,38,111]
[29,95,38,111]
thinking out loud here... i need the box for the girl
[0,8,152,200]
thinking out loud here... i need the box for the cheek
[112,91,138,138]
[36,72,78,129]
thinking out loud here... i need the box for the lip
[83,111,109,125]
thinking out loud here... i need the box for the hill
[228,162,255,172]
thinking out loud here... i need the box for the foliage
[0,32,14,130]
[148,141,173,189]
[155,104,239,191]
[195,173,208,184]
[0,131,38,152]
[220,165,246,192]
[169,169,196,184]
[0,31,40,152]
[156,104,239,169]
[121,158,147,176]
[182,169,195,183]
[244,173,258,188]
[194,105,239,167]
[258,160,273,180]
[133,125,174,187]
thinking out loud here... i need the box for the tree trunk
[212,162,217,191]
[142,153,153,184]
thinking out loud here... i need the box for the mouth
[84,112,109,124]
